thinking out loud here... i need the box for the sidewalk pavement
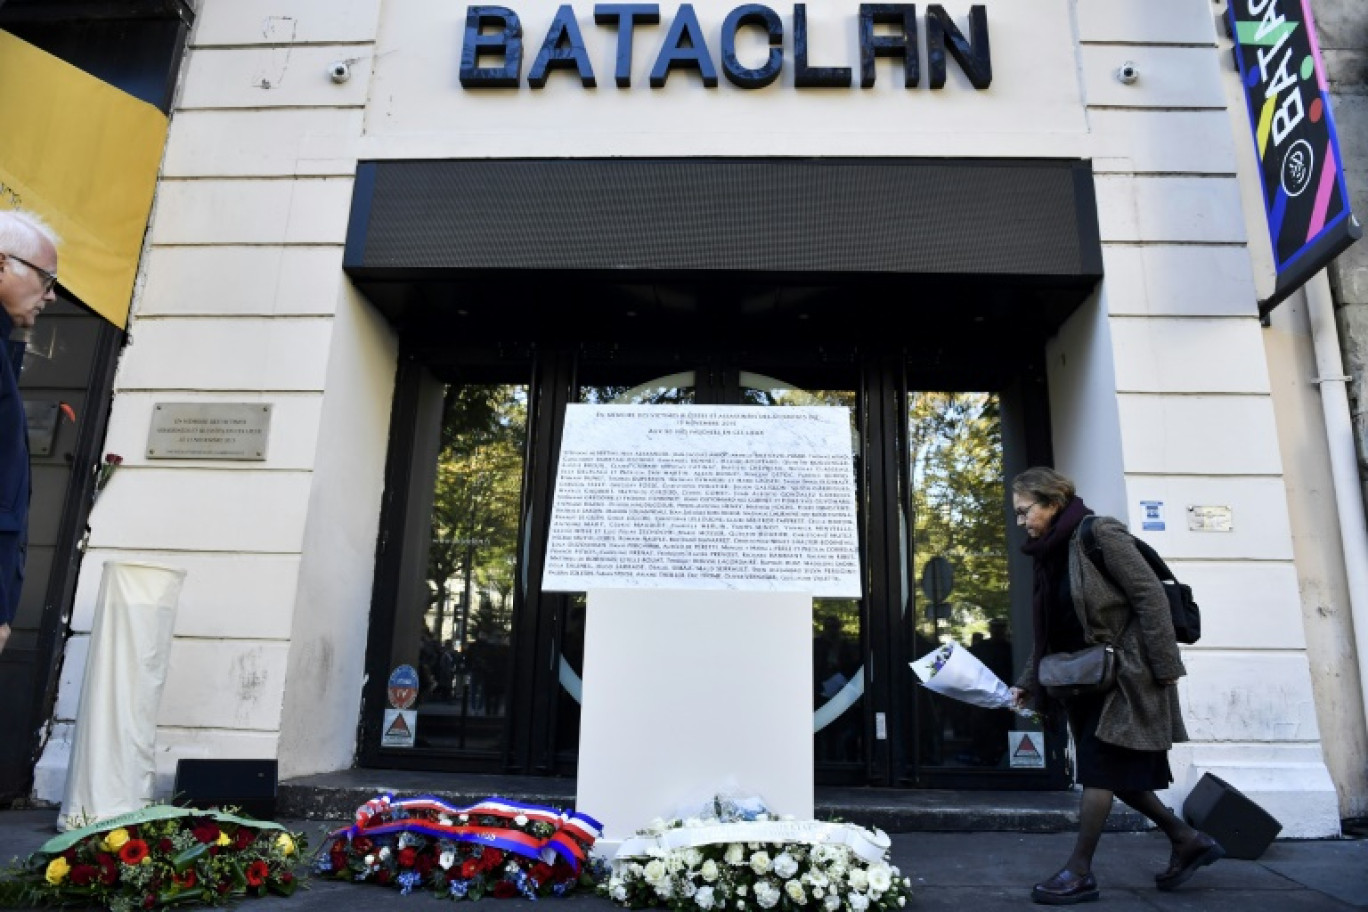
[2,808,1364,910]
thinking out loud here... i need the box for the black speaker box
[173,759,279,821]
[1182,772,1282,860]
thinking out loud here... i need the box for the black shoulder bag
[1081,516,1202,644]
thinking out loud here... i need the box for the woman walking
[1008,467,1223,904]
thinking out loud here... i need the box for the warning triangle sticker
[386,713,412,737]
[1013,733,1041,759]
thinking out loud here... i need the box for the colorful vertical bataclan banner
[1227,0,1361,316]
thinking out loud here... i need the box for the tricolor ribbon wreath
[330,794,603,873]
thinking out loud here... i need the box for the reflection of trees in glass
[427,385,527,650]
[909,393,1008,640]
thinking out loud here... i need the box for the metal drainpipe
[1305,269,1368,739]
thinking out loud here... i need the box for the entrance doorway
[359,330,1066,789]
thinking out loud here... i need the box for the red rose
[245,860,270,887]
[119,840,150,865]
[69,864,99,886]
[97,854,119,885]
[375,869,392,885]
[397,847,417,868]
[351,836,374,854]
[416,852,436,876]
[61,849,78,863]
[191,822,220,844]
[484,849,505,866]
[174,869,198,889]
[234,828,256,851]
[143,894,156,909]
[217,880,232,895]
[530,862,554,883]
[492,880,518,899]
[461,858,481,879]
[280,872,295,885]
[158,838,174,853]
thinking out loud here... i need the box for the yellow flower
[45,857,70,885]
[275,833,296,856]
[102,828,130,852]
[216,831,232,847]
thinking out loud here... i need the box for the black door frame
[359,332,1069,789]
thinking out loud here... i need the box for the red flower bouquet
[317,794,604,900]
[0,806,306,909]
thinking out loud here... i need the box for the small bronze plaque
[147,403,271,460]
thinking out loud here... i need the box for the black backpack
[1080,516,1201,645]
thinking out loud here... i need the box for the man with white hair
[0,209,60,656]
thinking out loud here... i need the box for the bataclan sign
[459,3,991,90]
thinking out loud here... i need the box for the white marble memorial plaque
[543,405,861,597]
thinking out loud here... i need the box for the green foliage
[427,385,528,643]
[908,392,1009,639]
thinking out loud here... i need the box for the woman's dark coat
[1017,515,1188,751]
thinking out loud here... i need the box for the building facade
[15,0,1368,836]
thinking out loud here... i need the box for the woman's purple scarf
[1020,496,1093,674]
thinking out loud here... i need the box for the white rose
[847,869,868,892]
[363,854,376,866]
[682,880,699,898]
[849,893,870,912]
[438,815,453,826]
[806,871,830,889]
[439,850,455,870]
[701,860,720,882]
[898,897,906,907]
[514,815,528,826]
[696,886,716,910]
[612,884,629,901]
[755,882,780,909]
[784,880,808,904]
[725,844,746,865]
[644,860,667,884]
[737,885,748,896]
[773,853,799,879]
[657,880,675,900]
[867,864,892,892]
[750,851,772,875]
[823,893,841,911]
[684,848,704,867]
[378,846,392,861]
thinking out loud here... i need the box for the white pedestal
[59,561,185,830]
[576,589,814,848]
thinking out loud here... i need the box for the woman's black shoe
[1031,869,1100,905]
[1156,832,1225,891]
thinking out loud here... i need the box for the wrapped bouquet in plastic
[910,640,1040,722]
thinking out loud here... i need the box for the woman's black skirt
[1066,691,1173,792]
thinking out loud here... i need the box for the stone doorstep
[277,771,1151,834]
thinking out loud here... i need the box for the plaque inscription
[542,405,861,597]
[147,403,271,460]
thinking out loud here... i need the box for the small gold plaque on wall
[1187,505,1233,532]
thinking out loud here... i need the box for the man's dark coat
[0,311,29,626]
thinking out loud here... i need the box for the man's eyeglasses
[3,252,57,293]
[1014,502,1042,520]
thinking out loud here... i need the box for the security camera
[1116,62,1139,85]
[329,61,351,84]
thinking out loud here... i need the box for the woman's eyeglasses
[1014,502,1042,520]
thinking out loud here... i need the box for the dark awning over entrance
[343,157,1103,335]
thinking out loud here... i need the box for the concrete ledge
[277,770,1150,834]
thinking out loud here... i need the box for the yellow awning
[0,30,168,329]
